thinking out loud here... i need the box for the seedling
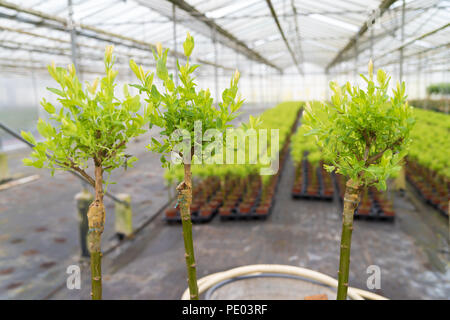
[22,46,149,299]
[303,60,414,300]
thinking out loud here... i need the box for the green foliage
[22,46,148,178]
[303,61,415,190]
[290,110,332,167]
[409,108,450,178]
[130,33,244,167]
[427,83,450,95]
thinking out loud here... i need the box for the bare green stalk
[87,164,105,300]
[337,179,360,300]
[177,163,199,300]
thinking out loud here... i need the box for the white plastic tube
[181,264,388,300]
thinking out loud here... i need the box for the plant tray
[291,159,334,201]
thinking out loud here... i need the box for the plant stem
[87,164,105,300]
[337,179,360,300]
[177,163,199,300]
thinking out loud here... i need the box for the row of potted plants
[292,157,335,200]
[406,108,449,216]
[290,120,334,200]
[163,101,303,222]
[408,99,449,113]
[406,159,449,216]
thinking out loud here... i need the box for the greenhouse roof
[0,0,448,76]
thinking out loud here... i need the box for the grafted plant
[303,60,415,300]
[130,33,243,299]
[22,46,149,299]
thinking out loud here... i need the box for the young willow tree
[22,46,149,300]
[130,33,243,300]
[303,60,414,300]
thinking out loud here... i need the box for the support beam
[213,28,219,104]
[265,0,302,75]
[172,3,178,86]
[136,0,282,72]
[326,0,399,71]
[290,0,304,74]
[67,0,78,71]
[0,0,233,72]
[399,0,406,81]
[375,22,450,61]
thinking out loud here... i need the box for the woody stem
[177,163,199,300]
[337,179,360,300]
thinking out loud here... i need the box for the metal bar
[172,3,178,86]
[370,25,374,65]
[376,22,450,61]
[213,27,219,104]
[85,5,450,23]
[265,0,301,75]
[144,0,282,72]
[399,0,406,81]
[0,122,127,206]
[354,36,358,81]
[332,23,450,76]
[326,0,399,71]
[67,0,78,72]
[290,0,304,73]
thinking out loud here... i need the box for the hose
[181,264,388,300]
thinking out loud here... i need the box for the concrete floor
[50,153,449,300]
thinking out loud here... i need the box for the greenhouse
[0,0,448,303]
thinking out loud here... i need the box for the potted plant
[303,60,415,299]
[130,33,243,299]
[21,46,149,299]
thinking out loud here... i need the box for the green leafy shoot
[129,32,244,167]
[22,46,149,186]
[303,60,415,190]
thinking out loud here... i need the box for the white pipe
[181,264,388,300]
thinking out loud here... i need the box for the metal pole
[417,53,421,98]
[172,3,178,86]
[354,36,358,83]
[370,25,374,65]
[260,65,264,106]
[250,61,255,103]
[67,0,78,72]
[399,0,406,81]
[213,27,219,104]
